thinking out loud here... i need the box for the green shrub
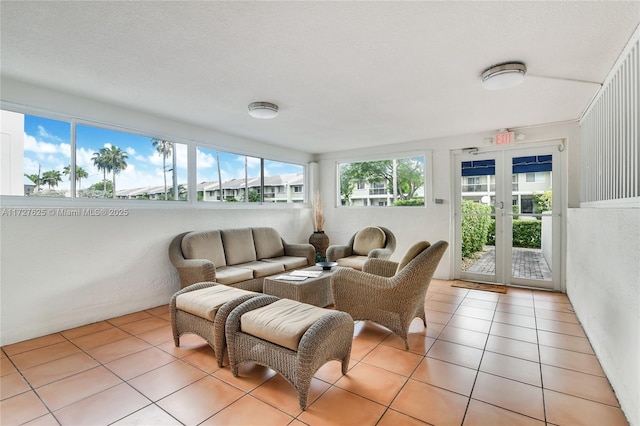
[461,200,492,258]
[512,220,541,248]
[393,198,425,206]
[486,219,496,246]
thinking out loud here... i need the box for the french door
[454,143,563,290]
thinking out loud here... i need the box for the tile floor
[1,279,629,426]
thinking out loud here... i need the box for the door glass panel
[460,159,496,279]
[511,156,553,282]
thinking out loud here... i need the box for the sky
[20,113,303,194]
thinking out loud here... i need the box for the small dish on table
[316,261,337,271]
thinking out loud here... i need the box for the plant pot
[309,231,329,258]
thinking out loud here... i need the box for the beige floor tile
[535,308,579,324]
[493,311,537,328]
[425,310,454,325]
[1,371,31,400]
[22,413,60,426]
[429,293,465,305]
[498,297,535,309]
[465,289,501,302]
[391,379,468,425]
[200,394,294,425]
[427,340,484,370]
[381,332,436,355]
[0,356,18,376]
[455,305,495,321]
[107,311,153,326]
[70,327,131,351]
[541,364,619,406]
[10,341,80,370]
[537,329,594,354]
[463,398,545,426]
[377,409,431,426]
[490,322,538,344]
[485,335,540,362]
[111,404,182,425]
[411,357,477,396]
[21,352,99,388]
[544,389,628,426]
[426,299,459,314]
[313,358,354,384]
[471,372,544,420]
[447,314,492,334]
[35,366,122,411]
[461,297,498,310]
[361,344,423,376]
[252,374,330,417]
[85,335,151,363]
[182,346,222,373]
[136,324,174,346]
[128,360,207,401]
[539,345,605,376]
[2,334,66,357]
[439,325,489,349]
[496,302,535,316]
[156,376,244,424]
[118,317,169,335]
[0,391,50,425]
[335,362,407,405]
[53,383,150,426]
[145,304,170,316]
[59,321,113,340]
[480,351,541,386]
[298,386,386,425]
[536,318,586,337]
[105,347,176,380]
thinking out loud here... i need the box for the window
[339,156,425,206]
[76,125,187,200]
[1,110,71,197]
[1,107,305,206]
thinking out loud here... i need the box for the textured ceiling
[1,1,638,154]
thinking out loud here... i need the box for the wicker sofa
[169,227,315,292]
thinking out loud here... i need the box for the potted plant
[309,191,329,259]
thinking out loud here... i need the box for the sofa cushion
[214,266,255,285]
[240,299,333,351]
[181,230,226,267]
[176,285,252,321]
[235,261,285,278]
[221,228,257,265]
[336,255,368,270]
[252,227,286,260]
[263,256,309,270]
[396,241,431,274]
[352,226,386,256]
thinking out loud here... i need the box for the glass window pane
[76,124,187,200]
[339,156,425,206]
[1,110,71,197]
[264,159,304,203]
[197,148,262,202]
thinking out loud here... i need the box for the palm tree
[41,170,62,190]
[63,165,89,192]
[151,139,173,199]
[92,148,111,197]
[104,146,128,197]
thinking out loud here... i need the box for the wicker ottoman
[225,295,354,410]
[170,282,259,367]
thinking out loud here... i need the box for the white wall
[0,109,25,195]
[566,208,640,426]
[0,206,313,345]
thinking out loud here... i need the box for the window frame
[335,150,432,208]
[0,105,307,209]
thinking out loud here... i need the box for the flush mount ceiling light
[248,101,279,119]
[481,62,527,90]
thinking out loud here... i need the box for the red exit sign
[495,131,514,145]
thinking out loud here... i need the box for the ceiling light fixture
[248,101,279,119]
[481,62,527,90]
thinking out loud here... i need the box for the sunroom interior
[1,2,639,425]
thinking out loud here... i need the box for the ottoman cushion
[176,285,253,321]
[240,299,333,351]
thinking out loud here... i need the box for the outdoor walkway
[466,246,552,281]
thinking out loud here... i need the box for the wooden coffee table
[263,266,338,307]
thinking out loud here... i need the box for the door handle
[494,201,504,210]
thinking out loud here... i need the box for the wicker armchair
[331,240,448,349]
[326,226,396,270]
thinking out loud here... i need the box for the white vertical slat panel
[580,32,639,203]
